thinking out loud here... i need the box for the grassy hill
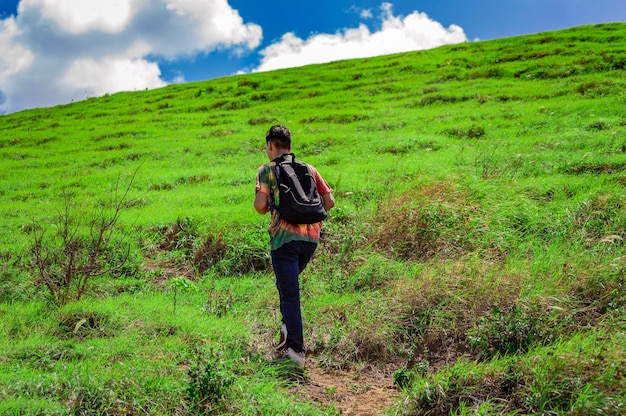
[0,23,625,415]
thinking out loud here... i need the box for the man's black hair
[266,125,291,149]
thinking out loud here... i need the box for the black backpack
[270,153,328,224]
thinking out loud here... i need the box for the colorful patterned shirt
[255,154,333,250]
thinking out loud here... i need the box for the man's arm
[322,192,335,211]
[254,191,270,214]
[311,167,334,211]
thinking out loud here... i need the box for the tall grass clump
[393,325,625,415]
[367,181,479,261]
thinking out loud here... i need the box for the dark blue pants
[270,240,317,353]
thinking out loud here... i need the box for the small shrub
[210,100,228,109]
[466,305,552,358]
[194,87,214,97]
[170,277,198,314]
[299,114,371,124]
[468,67,506,79]
[211,239,270,276]
[393,360,529,415]
[248,117,278,125]
[237,78,260,89]
[511,333,626,415]
[317,326,393,368]
[314,206,365,276]
[563,161,626,175]
[223,98,250,110]
[571,266,626,319]
[158,217,198,252]
[186,348,234,414]
[394,361,429,389]
[155,221,269,277]
[569,194,626,244]
[442,124,486,139]
[416,95,472,106]
[67,379,114,415]
[209,227,270,276]
[587,120,611,131]
[29,176,136,306]
[370,203,438,261]
[575,81,615,96]
[345,253,399,291]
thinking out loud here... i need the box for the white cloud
[28,0,136,34]
[348,5,373,19]
[170,73,186,84]
[360,9,374,19]
[63,57,165,96]
[0,17,33,84]
[254,2,466,73]
[0,0,262,113]
[164,0,262,51]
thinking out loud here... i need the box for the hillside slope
[0,23,625,415]
[1,23,625,240]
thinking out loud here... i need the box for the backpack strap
[268,153,293,211]
[280,162,314,203]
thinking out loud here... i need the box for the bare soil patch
[293,359,401,415]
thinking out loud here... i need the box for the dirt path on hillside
[143,256,402,413]
[292,358,401,415]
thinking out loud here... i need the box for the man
[254,125,335,368]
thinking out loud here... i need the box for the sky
[0,0,624,114]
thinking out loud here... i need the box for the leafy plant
[186,347,234,414]
[170,276,197,314]
[394,361,429,389]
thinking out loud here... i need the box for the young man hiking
[254,125,335,368]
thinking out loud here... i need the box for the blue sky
[0,0,624,114]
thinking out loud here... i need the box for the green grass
[1,23,625,414]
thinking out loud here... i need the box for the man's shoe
[275,324,287,351]
[284,347,305,368]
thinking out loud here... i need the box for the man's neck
[269,149,291,160]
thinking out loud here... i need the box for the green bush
[186,348,234,414]
[466,305,552,358]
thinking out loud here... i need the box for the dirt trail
[292,359,401,415]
